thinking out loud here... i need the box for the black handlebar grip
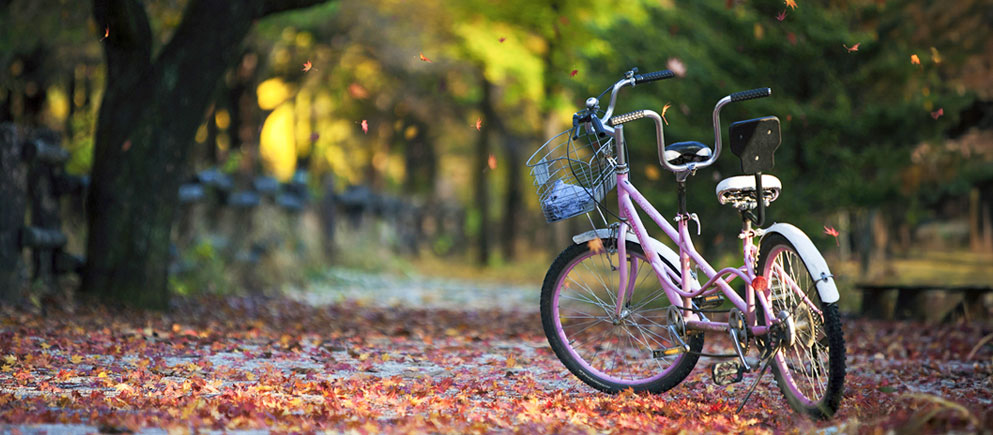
[729,87,772,102]
[634,70,675,85]
[608,110,648,127]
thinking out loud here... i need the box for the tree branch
[260,0,331,17]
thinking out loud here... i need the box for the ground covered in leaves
[1,290,992,433]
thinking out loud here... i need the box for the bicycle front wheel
[540,239,703,394]
[758,233,846,419]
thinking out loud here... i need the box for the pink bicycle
[528,68,845,419]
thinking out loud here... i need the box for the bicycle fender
[761,223,840,304]
[572,229,685,281]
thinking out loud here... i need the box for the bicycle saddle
[664,141,712,165]
[715,174,781,210]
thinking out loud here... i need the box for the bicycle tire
[540,238,704,393]
[757,233,845,419]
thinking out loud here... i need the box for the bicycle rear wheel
[757,233,845,419]
[540,238,703,393]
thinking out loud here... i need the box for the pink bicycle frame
[611,169,779,337]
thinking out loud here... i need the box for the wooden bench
[856,283,993,323]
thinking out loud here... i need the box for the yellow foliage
[257,78,293,110]
[46,87,70,122]
[260,103,297,181]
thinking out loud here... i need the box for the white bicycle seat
[715,174,782,210]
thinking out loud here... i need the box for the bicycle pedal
[693,294,724,310]
[652,345,688,359]
[711,360,745,386]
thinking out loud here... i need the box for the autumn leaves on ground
[2,291,991,433]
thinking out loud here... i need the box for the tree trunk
[499,135,523,261]
[0,124,28,303]
[82,0,331,309]
[474,75,494,265]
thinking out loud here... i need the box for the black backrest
[729,116,781,174]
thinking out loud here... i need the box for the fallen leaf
[361,120,369,134]
[419,52,432,62]
[475,118,482,131]
[660,103,672,126]
[785,0,797,10]
[844,42,861,52]
[776,10,787,21]
[302,60,313,72]
[487,154,497,170]
[930,108,943,120]
[910,54,920,65]
[824,225,840,246]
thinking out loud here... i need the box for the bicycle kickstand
[735,346,778,414]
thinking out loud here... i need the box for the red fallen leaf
[570,69,578,77]
[361,120,368,134]
[499,37,506,43]
[419,52,432,62]
[824,225,840,246]
[785,0,797,10]
[910,54,920,65]
[776,10,787,21]
[302,60,313,72]
[475,117,482,131]
[487,154,497,170]
[752,275,768,292]
[930,107,943,120]
[844,42,861,52]
[122,140,131,151]
[660,103,672,126]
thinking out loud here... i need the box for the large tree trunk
[474,76,495,265]
[82,0,330,309]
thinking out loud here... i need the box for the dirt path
[1,271,991,433]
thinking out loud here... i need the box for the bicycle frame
[610,142,779,338]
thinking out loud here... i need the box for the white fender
[572,229,691,286]
[761,223,840,304]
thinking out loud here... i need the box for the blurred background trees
[2,0,991,308]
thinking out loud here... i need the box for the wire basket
[527,124,617,223]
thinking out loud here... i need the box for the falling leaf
[587,238,604,253]
[844,42,861,52]
[498,37,506,43]
[930,108,943,120]
[930,46,942,64]
[419,52,432,62]
[302,60,313,72]
[570,69,578,77]
[101,26,109,41]
[667,57,687,77]
[475,117,482,131]
[785,0,797,10]
[660,103,672,126]
[910,54,920,65]
[361,120,369,134]
[309,132,320,142]
[487,154,497,170]
[348,82,369,99]
[787,32,798,45]
[824,225,840,246]
[776,10,787,21]
[122,140,131,151]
